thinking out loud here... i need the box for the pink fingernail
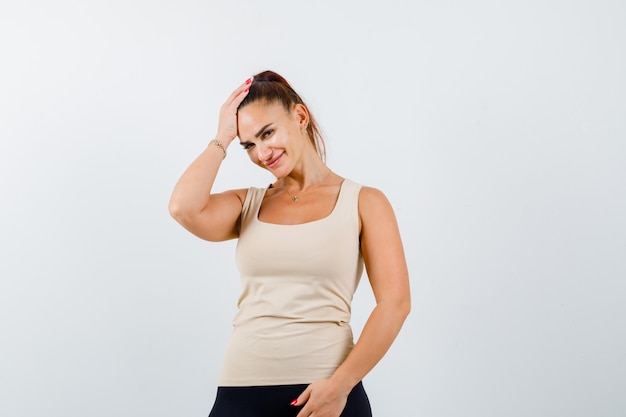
[245,77,252,85]
[290,399,298,406]
[244,88,249,92]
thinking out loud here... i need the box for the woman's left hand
[292,378,350,417]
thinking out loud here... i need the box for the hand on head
[215,77,252,145]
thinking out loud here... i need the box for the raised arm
[168,78,252,241]
[294,186,411,417]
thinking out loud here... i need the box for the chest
[257,184,342,225]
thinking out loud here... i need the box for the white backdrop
[1,1,625,416]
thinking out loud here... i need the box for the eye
[262,129,274,139]
[242,143,255,151]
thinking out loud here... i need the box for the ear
[292,103,309,130]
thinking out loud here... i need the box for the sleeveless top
[217,179,364,386]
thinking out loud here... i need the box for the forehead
[237,101,290,131]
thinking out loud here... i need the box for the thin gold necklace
[285,169,331,203]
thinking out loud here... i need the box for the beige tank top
[217,179,364,386]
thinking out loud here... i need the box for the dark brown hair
[238,70,326,161]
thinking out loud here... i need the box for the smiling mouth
[265,152,283,168]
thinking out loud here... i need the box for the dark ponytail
[238,70,326,161]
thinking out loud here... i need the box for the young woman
[169,70,410,417]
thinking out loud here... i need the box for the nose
[256,142,272,162]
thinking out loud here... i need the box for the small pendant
[286,189,300,202]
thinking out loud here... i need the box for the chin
[266,166,290,179]
[269,170,286,179]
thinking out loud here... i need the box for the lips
[265,152,283,168]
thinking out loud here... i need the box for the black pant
[208,381,372,417]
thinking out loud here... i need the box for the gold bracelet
[209,139,227,159]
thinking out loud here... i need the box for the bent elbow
[398,297,411,321]
[168,200,183,221]
[168,199,196,224]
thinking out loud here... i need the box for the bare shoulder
[358,186,389,203]
[358,186,395,217]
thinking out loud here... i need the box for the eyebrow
[239,123,273,145]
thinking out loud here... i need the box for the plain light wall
[1,1,625,416]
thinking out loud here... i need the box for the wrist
[208,138,227,159]
[214,132,235,147]
[329,371,359,396]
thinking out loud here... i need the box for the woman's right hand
[216,77,252,145]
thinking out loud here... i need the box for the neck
[281,154,330,192]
